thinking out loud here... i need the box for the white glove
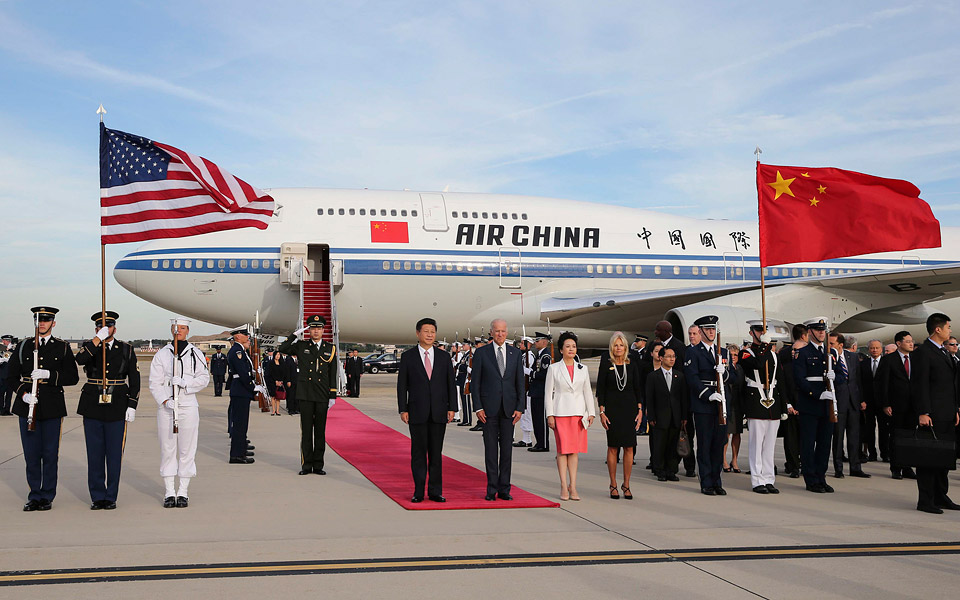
[294,327,308,338]
[95,327,111,342]
[709,392,724,403]
[820,391,835,401]
[715,362,726,375]
[125,408,136,423]
[170,376,186,387]
[825,370,836,381]
[328,397,336,409]
[22,393,37,405]
[255,385,269,397]
[31,368,50,380]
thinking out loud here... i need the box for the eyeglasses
[946,343,958,347]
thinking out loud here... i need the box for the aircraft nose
[113,254,138,295]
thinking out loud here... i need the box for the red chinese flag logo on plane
[370,220,409,243]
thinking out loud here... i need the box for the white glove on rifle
[31,368,50,380]
[170,376,186,387]
[255,385,269,397]
[820,391,835,401]
[125,408,136,423]
[715,362,726,375]
[95,327,111,342]
[825,370,836,381]
[22,393,37,406]
[709,392,723,403]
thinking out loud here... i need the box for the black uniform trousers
[213,374,225,397]
[459,388,472,425]
[682,419,697,473]
[0,381,11,414]
[650,425,681,476]
[833,406,861,472]
[530,394,548,449]
[799,413,833,486]
[482,408,513,496]
[300,400,329,470]
[83,417,126,502]
[409,421,446,497]
[693,412,725,489]
[19,417,62,503]
[781,414,801,472]
[287,383,300,414]
[229,396,251,458]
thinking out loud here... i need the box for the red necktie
[424,351,433,380]
[904,355,910,378]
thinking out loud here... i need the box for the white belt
[805,376,825,382]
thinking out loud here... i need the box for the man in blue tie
[471,319,525,500]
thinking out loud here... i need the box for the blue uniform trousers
[693,412,726,489]
[229,396,251,458]
[799,413,833,486]
[83,417,127,502]
[20,416,62,503]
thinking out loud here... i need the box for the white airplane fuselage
[114,188,960,346]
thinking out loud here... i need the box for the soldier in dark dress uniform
[778,324,807,478]
[455,340,472,426]
[210,345,227,397]
[792,317,845,493]
[527,333,552,452]
[75,311,140,509]
[682,315,731,496]
[8,307,79,511]
[739,321,786,494]
[227,326,262,464]
[277,314,337,475]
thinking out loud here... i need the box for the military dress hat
[306,314,326,327]
[462,338,471,344]
[693,315,719,329]
[91,311,119,327]
[170,317,192,327]
[31,306,59,321]
[635,334,649,342]
[803,317,829,331]
[534,331,552,341]
[230,325,250,336]
[521,336,534,343]
[1,334,12,342]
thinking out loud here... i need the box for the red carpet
[326,400,560,510]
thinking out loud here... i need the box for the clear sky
[1,1,958,340]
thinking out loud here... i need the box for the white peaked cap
[170,317,192,327]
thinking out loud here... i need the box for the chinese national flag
[757,163,940,267]
[370,220,409,243]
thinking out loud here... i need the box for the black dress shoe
[91,500,105,510]
[37,499,52,511]
[456,422,471,426]
[23,500,40,512]
[881,457,890,463]
[714,487,727,496]
[788,470,801,479]
[469,424,483,431]
[891,471,903,480]
[230,456,255,464]
[645,463,653,470]
[685,470,697,478]
[903,468,917,479]
[806,484,825,493]
[314,469,326,475]
[753,485,769,494]
[936,500,960,511]
[410,496,423,503]
[667,474,680,481]
[527,446,549,452]
[247,444,256,450]
[834,471,845,479]
[918,505,944,514]
[497,492,513,501]
[849,470,871,478]
[298,467,312,475]
[485,493,497,501]
[245,450,255,457]
[176,496,188,508]
[701,488,716,496]
[512,441,529,447]
[765,484,780,494]
[163,496,176,508]
[822,483,835,493]
[103,501,117,510]
[657,475,667,482]
[428,495,447,503]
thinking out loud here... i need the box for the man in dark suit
[210,346,227,397]
[646,346,688,481]
[778,324,807,478]
[830,333,869,478]
[860,339,884,463]
[397,318,457,503]
[877,331,917,480]
[656,320,693,476]
[471,318,525,500]
[345,350,363,397]
[909,313,960,514]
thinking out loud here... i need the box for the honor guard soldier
[8,307,79,511]
[455,340,472,426]
[682,315,730,496]
[149,317,210,508]
[227,326,264,464]
[210,345,228,397]
[278,314,337,475]
[527,332,552,452]
[514,336,535,447]
[0,334,13,415]
[75,311,140,509]
[739,321,786,494]
[792,317,845,493]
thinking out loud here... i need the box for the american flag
[99,123,275,244]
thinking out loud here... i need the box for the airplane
[113,188,960,347]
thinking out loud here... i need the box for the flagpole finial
[97,104,107,123]
[754,146,762,163]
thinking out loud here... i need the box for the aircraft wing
[539,262,960,330]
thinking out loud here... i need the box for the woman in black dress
[598,331,643,499]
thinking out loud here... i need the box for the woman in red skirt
[545,332,596,501]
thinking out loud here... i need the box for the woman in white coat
[545,332,596,500]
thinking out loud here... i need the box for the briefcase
[677,429,691,458]
[893,428,957,471]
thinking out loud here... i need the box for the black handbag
[893,428,957,471]
[677,429,691,458]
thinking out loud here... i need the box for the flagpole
[754,146,767,334]
[98,104,108,404]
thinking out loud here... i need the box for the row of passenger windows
[151,259,281,270]
[451,211,527,220]
[382,261,492,272]
[318,208,419,217]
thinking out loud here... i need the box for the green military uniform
[277,314,337,475]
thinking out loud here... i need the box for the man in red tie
[397,318,457,503]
